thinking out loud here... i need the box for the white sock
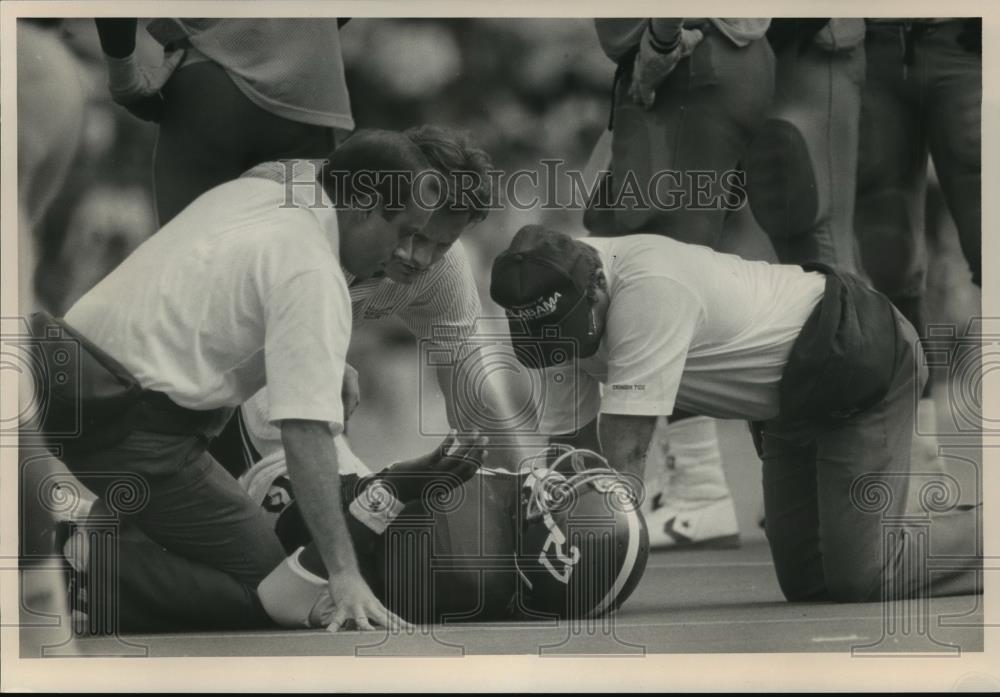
[257,547,332,628]
[663,416,731,508]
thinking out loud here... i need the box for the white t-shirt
[236,161,483,459]
[64,175,351,431]
[537,235,827,434]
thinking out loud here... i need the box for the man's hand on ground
[325,568,412,632]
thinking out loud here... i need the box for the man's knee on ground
[767,542,829,602]
[825,567,881,603]
[773,567,829,603]
[773,564,878,603]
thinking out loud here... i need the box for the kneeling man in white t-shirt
[489,225,980,603]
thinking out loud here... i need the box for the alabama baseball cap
[489,225,596,369]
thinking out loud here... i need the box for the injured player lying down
[66,432,649,631]
[249,434,650,628]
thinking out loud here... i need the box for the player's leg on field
[646,414,740,550]
[747,37,865,273]
[922,26,981,289]
[812,314,980,601]
[154,61,338,225]
[257,544,333,628]
[258,533,385,629]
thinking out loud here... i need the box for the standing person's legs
[856,25,973,508]
[855,27,929,339]
[747,41,865,273]
[69,429,287,631]
[922,24,982,289]
[154,61,338,225]
[606,32,775,245]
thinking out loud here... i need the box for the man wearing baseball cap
[490,225,980,602]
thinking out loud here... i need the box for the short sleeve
[242,388,282,458]
[600,276,704,417]
[536,363,602,436]
[264,268,351,430]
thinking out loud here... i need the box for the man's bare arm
[436,344,539,469]
[280,419,408,630]
[549,417,602,454]
[598,413,657,478]
[281,420,357,575]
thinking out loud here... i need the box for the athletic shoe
[645,494,741,550]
